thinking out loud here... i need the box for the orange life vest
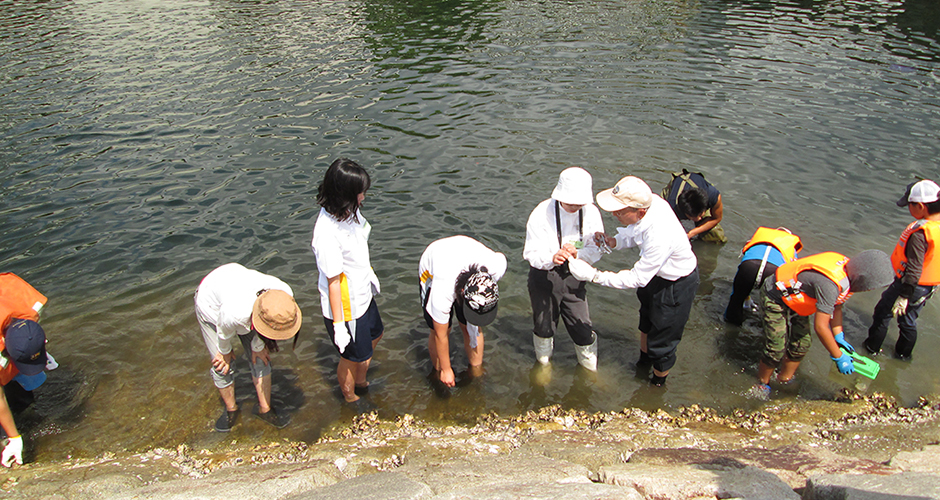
[773,252,852,316]
[890,219,940,286]
[742,227,802,263]
[0,273,47,386]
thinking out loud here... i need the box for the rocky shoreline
[3,391,940,499]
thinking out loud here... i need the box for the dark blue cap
[4,319,47,376]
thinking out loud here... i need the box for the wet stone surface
[0,393,938,499]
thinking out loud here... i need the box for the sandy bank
[2,391,939,499]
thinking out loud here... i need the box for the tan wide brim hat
[252,289,302,340]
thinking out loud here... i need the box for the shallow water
[1,0,939,461]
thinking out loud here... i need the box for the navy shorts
[325,299,384,362]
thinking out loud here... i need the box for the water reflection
[895,0,940,47]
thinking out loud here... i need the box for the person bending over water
[419,236,505,388]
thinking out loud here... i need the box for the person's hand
[439,367,455,388]
[212,352,233,375]
[251,347,270,366]
[333,321,351,352]
[567,258,598,282]
[834,332,855,353]
[831,352,855,375]
[593,232,615,250]
[892,297,909,318]
[2,436,23,467]
[552,249,570,266]
[563,242,578,260]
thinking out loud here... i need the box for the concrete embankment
[3,392,939,500]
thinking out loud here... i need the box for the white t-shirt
[312,207,380,321]
[419,235,507,326]
[597,196,698,289]
[523,198,605,270]
[194,263,295,355]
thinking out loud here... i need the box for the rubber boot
[533,334,553,365]
[574,337,598,372]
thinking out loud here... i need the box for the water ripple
[0,0,938,460]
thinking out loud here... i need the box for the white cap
[897,179,940,206]
[551,167,594,205]
[596,176,653,212]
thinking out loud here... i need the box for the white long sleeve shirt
[194,263,295,355]
[595,196,697,289]
[523,199,605,270]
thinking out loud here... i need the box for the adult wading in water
[523,167,606,372]
[568,176,699,387]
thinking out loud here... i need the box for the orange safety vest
[0,273,47,386]
[742,227,802,263]
[774,252,852,316]
[891,219,940,286]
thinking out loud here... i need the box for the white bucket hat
[551,167,594,206]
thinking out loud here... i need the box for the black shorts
[422,284,466,328]
[325,299,384,362]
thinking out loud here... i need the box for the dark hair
[258,333,280,353]
[255,331,300,352]
[677,188,709,219]
[317,158,371,223]
[455,264,488,300]
[926,199,940,215]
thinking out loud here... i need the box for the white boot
[574,337,598,372]
[533,334,553,365]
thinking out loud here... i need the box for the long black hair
[317,158,371,223]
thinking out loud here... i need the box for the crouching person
[753,250,892,399]
[195,263,302,431]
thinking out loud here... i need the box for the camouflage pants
[760,286,810,367]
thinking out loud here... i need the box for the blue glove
[831,352,855,375]
[834,332,855,353]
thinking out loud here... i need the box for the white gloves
[567,258,598,283]
[46,352,59,370]
[2,436,23,467]
[891,297,909,318]
[333,321,351,352]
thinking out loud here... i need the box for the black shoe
[254,406,290,429]
[214,408,239,432]
[354,384,370,396]
[650,374,667,387]
[348,398,377,415]
[862,339,883,356]
[894,350,912,361]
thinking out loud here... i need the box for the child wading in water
[865,179,940,360]
[312,159,384,409]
